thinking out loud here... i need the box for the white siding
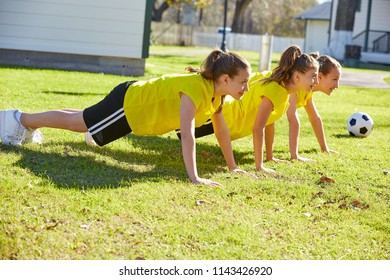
[369,0,390,30]
[0,0,147,58]
[352,0,390,34]
[353,1,367,36]
[304,20,329,53]
[351,0,390,50]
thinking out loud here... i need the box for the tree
[328,0,358,60]
[231,0,253,33]
[152,0,212,22]
[230,0,316,36]
[152,0,171,22]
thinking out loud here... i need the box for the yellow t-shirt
[295,90,314,108]
[222,71,289,140]
[123,73,221,136]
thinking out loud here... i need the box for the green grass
[1,46,390,260]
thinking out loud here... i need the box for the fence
[151,22,304,53]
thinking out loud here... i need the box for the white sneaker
[23,128,44,144]
[0,109,26,145]
[84,132,96,146]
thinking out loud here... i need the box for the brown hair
[310,53,342,75]
[186,49,250,80]
[263,45,318,85]
[186,49,251,112]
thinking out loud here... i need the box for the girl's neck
[284,82,298,94]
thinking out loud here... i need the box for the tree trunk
[152,0,170,22]
[231,0,253,33]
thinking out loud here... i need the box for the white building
[296,0,390,65]
[0,0,153,75]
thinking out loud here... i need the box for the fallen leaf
[303,212,311,217]
[338,203,348,209]
[352,200,361,207]
[383,170,389,175]
[201,151,210,157]
[44,221,59,230]
[227,192,237,197]
[195,200,206,206]
[320,176,335,183]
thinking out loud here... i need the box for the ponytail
[186,49,250,80]
[263,45,318,84]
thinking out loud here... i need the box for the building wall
[328,0,390,63]
[0,0,151,75]
[361,0,389,31]
[304,20,329,53]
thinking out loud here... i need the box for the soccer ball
[346,112,374,137]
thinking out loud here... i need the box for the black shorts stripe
[89,108,125,136]
[83,81,136,146]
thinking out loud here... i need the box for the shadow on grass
[6,134,252,190]
[333,133,361,139]
[42,90,105,96]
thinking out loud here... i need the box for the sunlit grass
[0,46,389,260]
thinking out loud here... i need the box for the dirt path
[340,70,390,89]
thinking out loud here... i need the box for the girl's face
[315,67,341,95]
[224,68,251,100]
[296,66,319,93]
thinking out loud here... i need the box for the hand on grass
[266,157,288,163]
[192,177,225,188]
[292,156,316,163]
[231,168,258,179]
[257,166,277,176]
[324,149,339,155]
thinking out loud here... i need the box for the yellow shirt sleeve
[296,90,314,108]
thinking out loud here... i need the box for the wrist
[189,175,199,183]
[228,163,238,171]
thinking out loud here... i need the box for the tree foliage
[153,0,319,37]
[152,0,212,21]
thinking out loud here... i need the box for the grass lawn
[0,45,389,260]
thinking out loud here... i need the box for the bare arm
[287,93,300,159]
[287,94,316,162]
[212,112,258,178]
[265,123,275,161]
[180,94,223,187]
[304,97,331,152]
[253,97,275,173]
[211,112,237,170]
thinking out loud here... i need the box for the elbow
[253,126,264,138]
[310,115,322,125]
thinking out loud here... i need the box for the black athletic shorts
[176,119,215,139]
[83,81,136,146]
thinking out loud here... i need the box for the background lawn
[0,45,389,260]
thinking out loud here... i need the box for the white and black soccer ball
[346,112,374,137]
